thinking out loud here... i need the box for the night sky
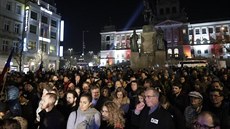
[55,0,230,54]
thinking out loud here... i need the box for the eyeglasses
[193,122,216,129]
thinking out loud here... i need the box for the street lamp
[68,48,73,67]
[68,48,73,56]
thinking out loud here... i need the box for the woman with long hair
[67,93,101,129]
[100,101,125,129]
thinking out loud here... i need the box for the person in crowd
[74,74,83,88]
[112,87,130,114]
[204,88,230,129]
[184,91,203,129]
[5,81,22,117]
[193,111,220,129]
[139,71,149,86]
[91,85,109,111]
[0,118,21,129]
[21,82,39,129]
[131,87,175,129]
[101,86,111,99]
[38,93,65,129]
[168,82,188,113]
[100,101,125,129]
[13,116,28,129]
[67,93,101,129]
[179,76,191,94]
[208,79,229,101]
[63,90,79,121]
[35,83,58,124]
[74,87,81,97]
[160,95,186,129]
[128,80,140,111]
[82,82,91,94]
[143,79,153,89]
[63,75,75,92]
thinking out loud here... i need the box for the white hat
[188,91,203,99]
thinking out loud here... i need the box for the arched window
[174,48,179,57]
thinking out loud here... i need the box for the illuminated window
[168,49,172,54]
[28,41,36,50]
[50,45,56,54]
[174,48,179,57]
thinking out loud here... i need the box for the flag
[0,48,14,91]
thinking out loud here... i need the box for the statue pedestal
[154,51,166,66]
[130,52,154,70]
[130,24,166,69]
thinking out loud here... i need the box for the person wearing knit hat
[188,91,203,100]
[184,91,203,129]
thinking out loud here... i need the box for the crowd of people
[0,64,230,129]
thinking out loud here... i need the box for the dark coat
[39,107,65,129]
[131,105,175,129]
[94,96,109,111]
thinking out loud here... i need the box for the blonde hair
[102,101,125,128]
[13,116,28,129]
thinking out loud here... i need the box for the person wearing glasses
[193,111,220,129]
[203,88,230,129]
[100,101,125,129]
[131,87,175,129]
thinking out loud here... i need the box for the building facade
[100,20,230,66]
[23,0,61,72]
[0,0,25,71]
[0,0,62,72]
